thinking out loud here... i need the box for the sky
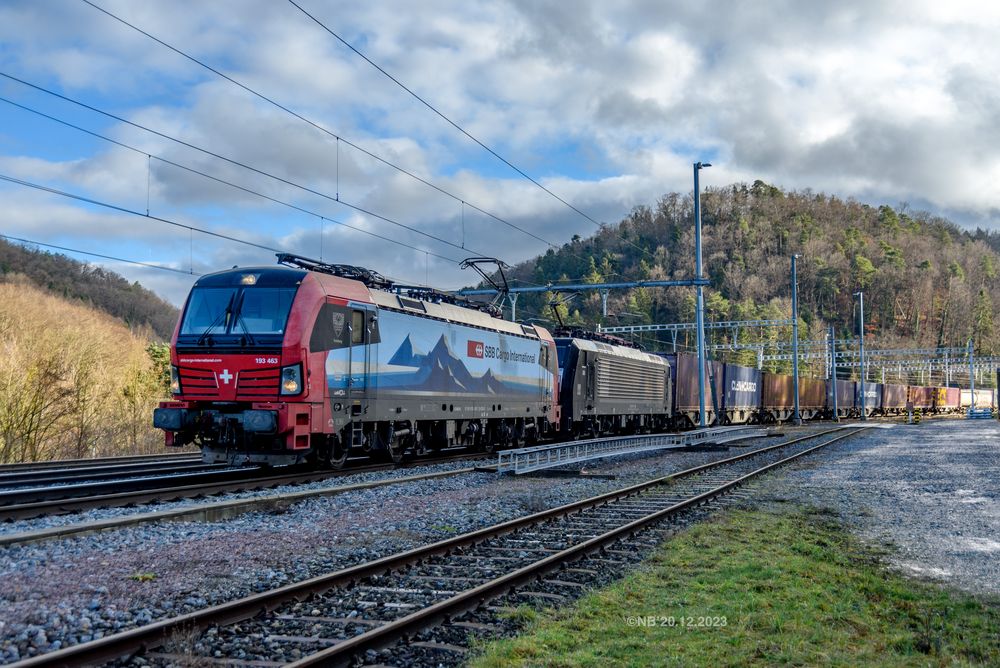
[1,0,999,306]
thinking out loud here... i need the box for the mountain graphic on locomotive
[154,254,992,468]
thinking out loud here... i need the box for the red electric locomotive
[155,254,561,467]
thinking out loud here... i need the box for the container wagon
[830,379,856,418]
[881,383,908,415]
[665,353,724,427]
[857,382,882,417]
[908,385,934,411]
[720,363,761,424]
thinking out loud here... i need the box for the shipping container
[908,385,934,410]
[761,372,795,422]
[664,353,724,427]
[799,376,827,418]
[882,383,908,414]
[856,382,882,416]
[721,363,761,424]
[831,379,855,418]
[932,387,960,413]
[961,388,996,409]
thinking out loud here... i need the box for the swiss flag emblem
[468,340,484,358]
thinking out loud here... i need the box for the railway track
[8,425,870,668]
[0,458,218,490]
[0,451,200,474]
[0,452,487,523]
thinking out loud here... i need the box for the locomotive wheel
[314,435,349,470]
[328,436,349,469]
[386,438,406,464]
[482,423,503,453]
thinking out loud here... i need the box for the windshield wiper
[196,291,236,346]
[232,291,256,346]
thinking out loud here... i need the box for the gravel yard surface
[0,427,823,663]
[754,418,1000,596]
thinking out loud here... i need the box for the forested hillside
[505,181,999,375]
[0,278,169,462]
[0,238,179,340]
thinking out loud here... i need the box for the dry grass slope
[0,277,168,462]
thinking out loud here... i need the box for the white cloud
[1,0,999,307]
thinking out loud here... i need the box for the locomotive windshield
[179,286,297,344]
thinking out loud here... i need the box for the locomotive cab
[154,265,321,466]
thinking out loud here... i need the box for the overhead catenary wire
[0,71,489,260]
[80,0,562,254]
[0,233,200,276]
[0,172,286,255]
[287,0,658,262]
[0,175,440,289]
[0,95,459,264]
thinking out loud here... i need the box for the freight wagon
[830,379,855,418]
[881,383,908,415]
[933,387,961,413]
[665,353,724,427]
[720,363,761,424]
[857,382,882,417]
[798,376,827,419]
[960,388,996,409]
[908,385,934,411]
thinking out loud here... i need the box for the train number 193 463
[255,357,279,365]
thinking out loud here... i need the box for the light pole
[967,338,975,416]
[694,161,711,428]
[854,290,866,420]
[791,254,802,425]
[829,323,839,422]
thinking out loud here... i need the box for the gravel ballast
[0,459,480,537]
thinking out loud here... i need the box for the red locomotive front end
[154,263,332,466]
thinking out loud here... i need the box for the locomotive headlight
[280,363,302,395]
[170,365,181,395]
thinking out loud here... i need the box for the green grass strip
[470,507,1000,667]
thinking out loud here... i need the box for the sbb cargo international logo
[468,340,484,358]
